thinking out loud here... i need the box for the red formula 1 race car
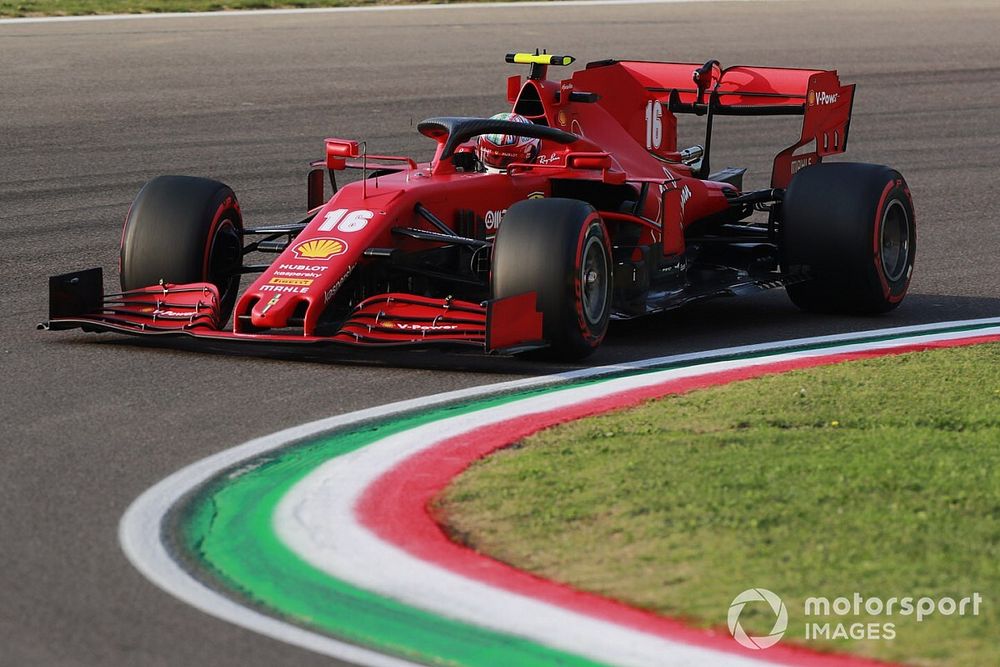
[43,52,915,360]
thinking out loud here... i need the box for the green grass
[437,344,1000,666]
[0,0,540,18]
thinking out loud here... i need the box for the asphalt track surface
[2,1,999,665]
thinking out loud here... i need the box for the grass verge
[0,0,539,18]
[437,344,1000,666]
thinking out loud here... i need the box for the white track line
[119,318,1000,666]
[276,325,1000,667]
[1,1,775,26]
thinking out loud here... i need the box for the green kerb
[178,391,610,667]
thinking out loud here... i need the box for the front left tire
[491,198,612,360]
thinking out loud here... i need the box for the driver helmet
[476,113,539,172]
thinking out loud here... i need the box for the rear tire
[120,175,244,324]
[492,198,612,360]
[781,162,915,314]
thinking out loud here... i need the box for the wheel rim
[208,218,243,304]
[580,235,609,326]
[880,199,910,283]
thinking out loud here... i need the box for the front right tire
[120,175,244,324]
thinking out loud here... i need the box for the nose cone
[250,289,306,329]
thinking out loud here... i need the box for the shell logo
[291,237,348,260]
[807,90,815,106]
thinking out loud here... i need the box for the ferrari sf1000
[43,52,915,360]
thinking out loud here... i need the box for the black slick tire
[492,198,612,360]
[120,175,244,324]
[782,162,915,314]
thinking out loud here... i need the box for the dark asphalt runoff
[2,1,998,665]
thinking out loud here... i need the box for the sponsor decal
[260,284,309,294]
[291,237,348,261]
[556,109,569,127]
[318,208,374,233]
[149,309,193,318]
[484,146,527,162]
[380,321,459,332]
[791,155,816,174]
[484,208,506,232]
[259,294,281,315]
[269,277,313,287]
[324,263,356,305]
[272,270,323,279]
[527,191,545,199]
[279,264,325,272]
[275,264,325,278]
[808,89,840,106]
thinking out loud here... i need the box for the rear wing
[573,59,855,187]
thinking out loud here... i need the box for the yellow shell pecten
[293,238,347,260]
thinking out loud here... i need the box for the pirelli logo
[269,277,313,286]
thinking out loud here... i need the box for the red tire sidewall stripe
[119,200,135,278]
[573,213,609,347]
[203,195,239,279]
[873,179,911,303]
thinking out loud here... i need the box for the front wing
[41,269,544,354]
